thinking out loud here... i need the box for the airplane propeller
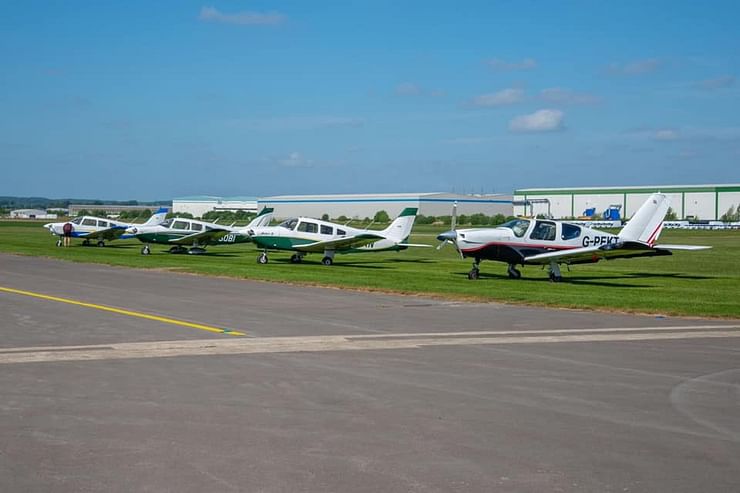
[435,201,461,257]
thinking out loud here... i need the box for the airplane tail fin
[142,207,169,227]
[382,208,418,241]
[246,207,274,229]
[618,193,670,246]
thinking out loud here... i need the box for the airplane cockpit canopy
[279,218,299,231]
[499,218,530,238]
[161,218,174,228]
[70,217,83,225]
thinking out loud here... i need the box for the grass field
[1,220,738,318]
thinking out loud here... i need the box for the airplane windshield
[71,217,83,224]
[279,218,299,231]
[499,219,530,238]
[161,219,173,228]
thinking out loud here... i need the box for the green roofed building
[514,184,740,220]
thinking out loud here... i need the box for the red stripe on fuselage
[460,241,579,254]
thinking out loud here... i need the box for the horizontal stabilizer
[654,244,711,251]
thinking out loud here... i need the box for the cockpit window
[82,218,97,226]
[530,220,556,241]
[190,223,203,231]
[561,223,581,240]
[71,217,83,224]
[172,220,189,230]
[297,221,318,233]
[279,218,299,230]
[500,219,530,238]
[161,219,173,228]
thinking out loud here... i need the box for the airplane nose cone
[436,230,457,242]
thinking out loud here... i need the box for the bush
[665,207,678,221]
[321,213,330,221]
[721,204,740,222]
[373,210,390,223]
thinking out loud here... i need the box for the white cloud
[606,58,662,76]
[278,152,313,168]
[539,88,600,105]
[470,88,524,107]
[485,58,537,71]
[509,109,564,133]
[653,129,679,141]
[693,75,735,90]
[395,82,422,96]
[198,6,285,25]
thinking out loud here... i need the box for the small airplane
[247,207,429,265]
[44,208,169,247]
[128,207,274,255]
[436,193,710,281]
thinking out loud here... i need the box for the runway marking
[1,325,738,365]
[0,286,245,337]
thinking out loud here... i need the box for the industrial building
[9,209,57,219]
[172,196,259,217]
[67,204,165,216]
[257,193,513,220]
[514,184,740,220]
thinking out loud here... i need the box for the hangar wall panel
[572,194,623,218]
[683,192,715,220]
[718,192,740,217]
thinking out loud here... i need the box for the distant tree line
[322,211,515,227]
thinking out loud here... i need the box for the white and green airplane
[129,207,273,255]
[247,207,428,265]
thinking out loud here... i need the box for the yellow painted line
[0,286,245,336]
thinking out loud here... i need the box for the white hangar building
[258,193,513,220]
[172,196,259,218]
[514,184,740,220]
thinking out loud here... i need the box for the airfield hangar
[172,196,259,217]
[257,193,513,220]
[514,184,740,221]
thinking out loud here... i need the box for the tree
[373,210,390,223]
[664,207,678,221]
[491,214,506,225]
[721,204,740,222]
[321,213,330,221]
[76,209,91,217]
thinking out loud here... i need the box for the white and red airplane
[436,193,710,281]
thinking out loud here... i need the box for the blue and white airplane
[44,208,169,247]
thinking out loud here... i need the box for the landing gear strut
[56,239,62,247]
[468,258,481,280]
[507,264,522,279]
[257,252,269,264]
[548,261,563,282]
[141,245,151,255]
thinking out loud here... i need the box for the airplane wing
[522,241,677,265]
[293,233,385,253]
[83,226,127,241]
[168,229,233,245]
[396,243,433,248]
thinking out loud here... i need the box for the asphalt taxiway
[1,254,739,492]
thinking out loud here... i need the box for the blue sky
[1,1,738,200]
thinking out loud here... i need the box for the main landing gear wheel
[258,253,269,264]
[141,245,150,255]
[467,268,480,280]
[97,240,105,247]
[321,256,333,266]
[290,254,303,264]
[56,239,62,247]
[507,265,521,279]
